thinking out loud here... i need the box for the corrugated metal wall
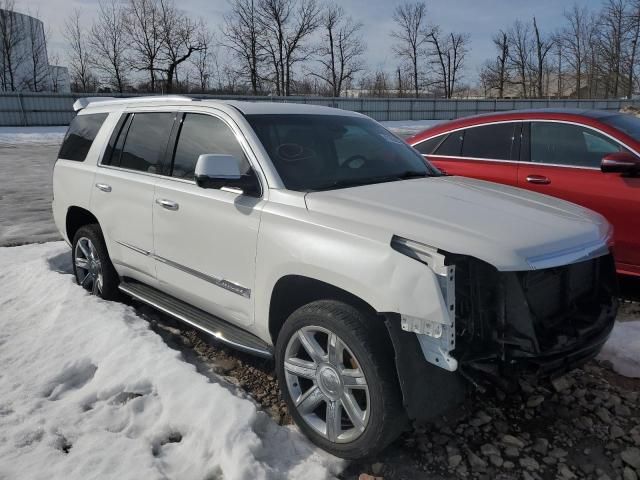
[1,92,638,126]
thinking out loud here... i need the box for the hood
[304,176,611,271]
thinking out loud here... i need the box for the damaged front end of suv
[386,236,618,422]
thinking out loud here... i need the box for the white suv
[53,96,618,458]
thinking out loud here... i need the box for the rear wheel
[72,224,119,300]
[275,300,406,459]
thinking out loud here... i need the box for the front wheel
[72,224,119,300]
[275,300,406,459]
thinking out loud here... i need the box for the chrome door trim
[413,118,640,166]
[155,254,251,299]
[115,240,151,256]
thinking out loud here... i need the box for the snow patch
[598,319,640,378]
[0,242,342,480]
[0,126,67,147]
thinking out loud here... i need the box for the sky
[18,0,607,85]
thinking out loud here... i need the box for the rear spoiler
[72,97,115,111]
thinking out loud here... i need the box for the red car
[408,109,640,277]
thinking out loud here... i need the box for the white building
[0,8,70,92]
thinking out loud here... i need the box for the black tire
[72,224,120,300]
[275,300,407,459]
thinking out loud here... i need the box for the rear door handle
[526,175,551,185]
[155,198,179,211]
[95,183,112,192]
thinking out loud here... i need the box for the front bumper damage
[385,252,618,422]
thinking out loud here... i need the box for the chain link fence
[1,92,639,126]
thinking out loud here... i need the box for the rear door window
[461,123,519,160]
[116,112,175,174]
[171,113,250,180]
[58,113,108,161]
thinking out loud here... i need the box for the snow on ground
[0,242,343,480]
[0,126,66,147]
[598,303,640,378]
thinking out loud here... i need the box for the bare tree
[64,10,95,92]
[480,30,510,98]
[507,20,533,98]
[359,68,391,97]
[158,0,205,93]
[558,4,593,98]
[257,0,320,96]
[223,0,263,95]
[190,29,214,92]
[89,0,130,92]
[597,0,629,98]
[310,3,364,97]
[390,2,428,98]
[0,0,26,91]
[532,17,554,97]
[125,0,163,92]
[626,0,640,98]
[427,28,469,98]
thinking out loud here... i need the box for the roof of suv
[74,95,362,117]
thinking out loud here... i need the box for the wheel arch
[66,206,100,243]
[268,274,381,344]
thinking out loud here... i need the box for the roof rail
[73,95,195,112]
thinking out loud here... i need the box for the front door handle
[95,183,112,192]
[526,175,551,185]
[155,198,179,211]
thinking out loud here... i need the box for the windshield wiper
[310,170,430,191]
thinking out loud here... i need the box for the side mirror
[601,151,640,175]
[194,154,260,196]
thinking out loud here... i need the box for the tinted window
[247,114,438,191]
[172,113,249,180]
[414,134,446,154]
[434,132,464,156]
[530,122,623,168]
[461,123,517,160]
[118,113,175,173]
[58,113,108,161]
[600,113,640,141]
[103,113,133,166]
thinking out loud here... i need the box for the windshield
[600,113,640,141]
[246,114,438,191]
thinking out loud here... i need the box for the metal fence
[1,92,640,126]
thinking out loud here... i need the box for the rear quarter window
[413,134,446,154]
[58,113,108,162]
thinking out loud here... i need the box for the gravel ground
[136,297,640,480]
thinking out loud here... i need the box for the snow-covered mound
[0,242,342,480]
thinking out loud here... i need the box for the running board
[118,280,273,358]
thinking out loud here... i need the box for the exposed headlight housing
[391,235,458,371]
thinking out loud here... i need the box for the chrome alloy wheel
[74,237,103,295]
[284,326,370,443]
